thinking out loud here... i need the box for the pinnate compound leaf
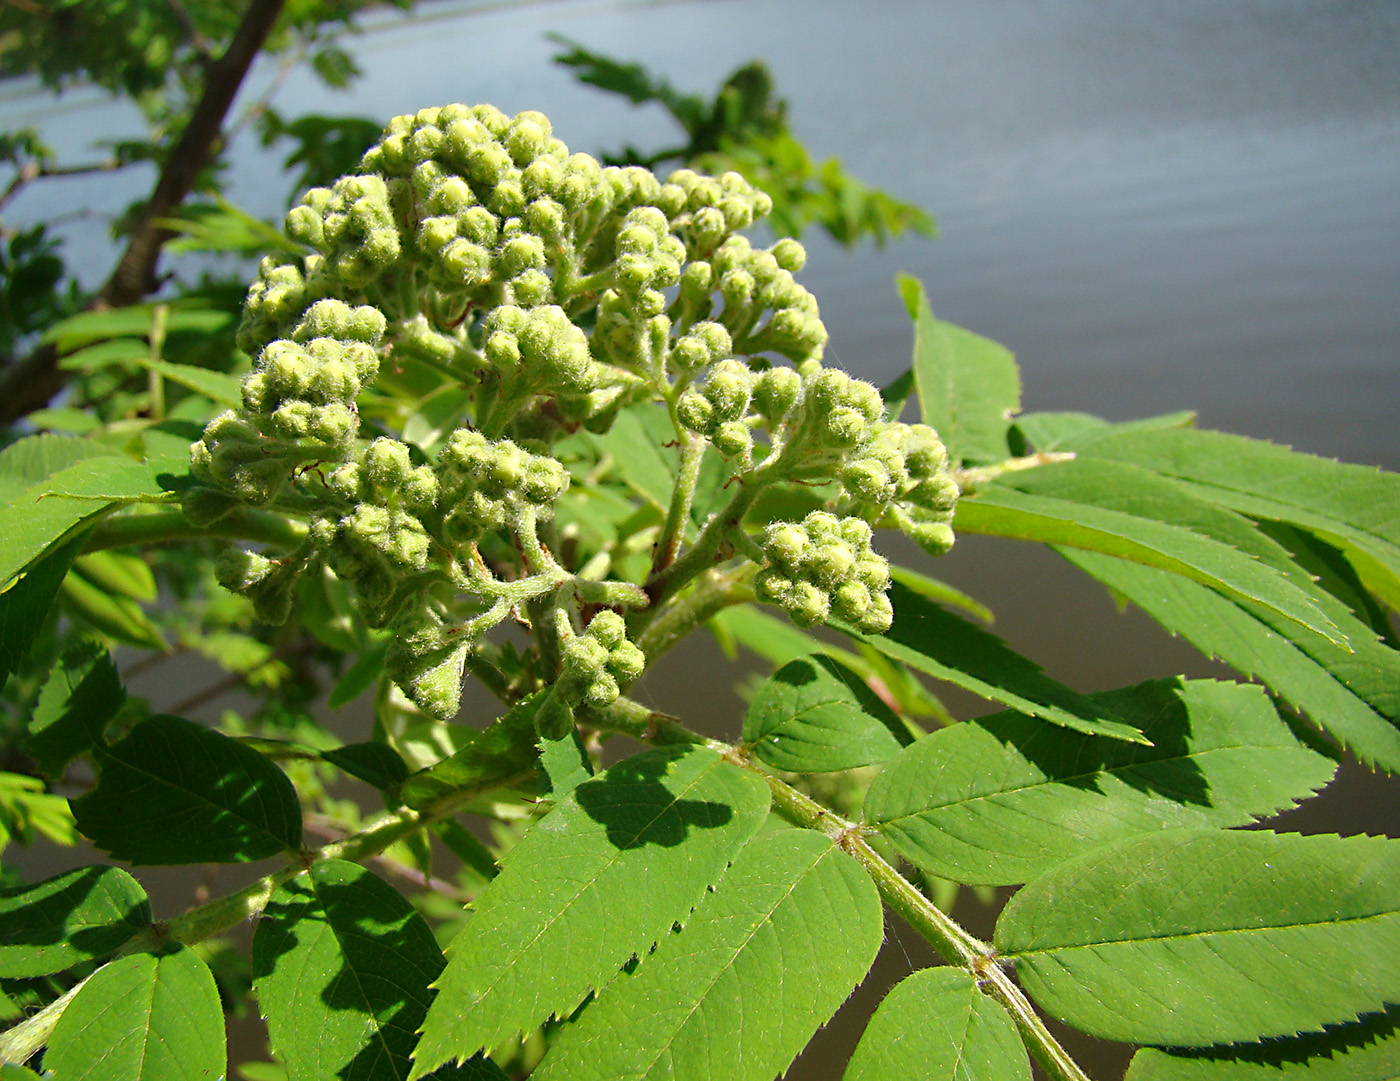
[865,581,1148,744]
[532,830,883,1081]
[71,714,302,864]
[996,829,1400,1045]
[1065,550,1400,773]
[410,745,770,1077]
[253,859,448,1081]
[1126,1005,1400,1081]
[743,654,908,773]
[0,865,150,977]
[843,967,1031,1081]
[26,641,125,777]
[898,273,1020,465]
[45,945,225,1081]
[865,678,1336,885]
[954,486,1343,646]
[0,532,86,694]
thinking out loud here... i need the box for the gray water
[8,2,1400,1077]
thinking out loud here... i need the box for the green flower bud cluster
[385,598,471,724]
[537,611,647,739]
[559,611,646,709]
[194,102,964,723]
[192,299,386,504]
[676,359,756,459]
[317,437,440,623]
[839,421,960,556]
[705,234,826,361]
[755,512,893,633]
[481,304,599,418]
[436,429,568,545]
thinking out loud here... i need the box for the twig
[0,0,289,424]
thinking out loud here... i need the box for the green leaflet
[1012,409,1196,453]
[0,456,179,583]
[996,829,1400,1046]
[843,967,1031,1081]
[72,550,157,602]
[399,692,544,810]
[26,641,125,777]
[1068,426,1400,608]
[133,358,242,407]
[253,859,451,1081]
[321,741,411,794]
[536,729,594,801]
[864,581,1149,744]
[1126,1007,1400,1081]
[60,570,168,652]
[42,304,233,351]
[0,532,86,694]
[410,745,771,1077]
[71,714,302,864]
[0,434,119,499]
[889,564,994,624]
[954,486,1343,646]
[44,945,225,1081]
[532,830,883,1081]
[0,865,150,977]
[864,679,1336,885]
[897,274,1020,466]
[583,406,677,511]
[1064,550,1400,773]
[743,654,908,773]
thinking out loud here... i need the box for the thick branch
[0,0,287,424]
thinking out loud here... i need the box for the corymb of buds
[676,359,755,458]
[756,512,894,634]
[191,299,385,505]
[436,429,568,544]
[537,611,648,739]
[840,421,960,555]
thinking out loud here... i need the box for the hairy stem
[84,507,308,552]
[634,566,754,663]
[649,433,705,579]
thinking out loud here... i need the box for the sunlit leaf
[843,967,1031,1081]
[1126,1005,1400,1081]
[898,274,1020,466]
[863,582,1148,744]
[253,859,446,1081]
[996,829,1400,1045]
[532,830,883,1081]
[410,745,770,1077]
[45,946,225,1081]
[866,679,1336,884]
[743,654,907,773]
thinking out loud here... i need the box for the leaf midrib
[1009,907,1400,959]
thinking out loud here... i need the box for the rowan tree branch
[0,0,288,424]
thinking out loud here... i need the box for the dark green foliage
[71,714,302,864]
[0,866,150,978]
